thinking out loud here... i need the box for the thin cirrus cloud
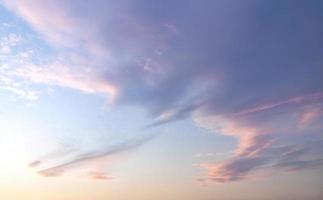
[29,133,156,179]
[87,171,114,180]
[2,0,323,182]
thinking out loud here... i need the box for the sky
[0,0,323,199]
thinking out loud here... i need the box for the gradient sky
[0,1,323,199]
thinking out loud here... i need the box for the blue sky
[0,1,323,199]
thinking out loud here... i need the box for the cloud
[0,65,40,101]
[0,33,21,54]
[15,64,118,101]
[87,171,114,180]
[2,0,322,116]
[273,158,323,172]
[233,92,323,117]
[195,94,323,183]
[0,32,40,100]
[298,108,323,129]
[199,157,266,183]
[2,0,323,182]
[30,133,156,178]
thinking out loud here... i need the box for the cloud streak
[30,133,156,178]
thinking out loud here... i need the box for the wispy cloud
[0,33,21,54]
[16,64,118,101]
[2,0,323,183]
[233,92,323,117]
[29,133,156,178]
[86,171,114,180]
[195,93,323,183]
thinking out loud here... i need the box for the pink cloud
[234,92,323,117]
[199,157,266,183]
[195,92,323,183]
[87,171,114,180]
[298,108,322,128]
[3,0,95,49]
[15,64,118,101]
[3,0,323,186]
[194,113,271,157]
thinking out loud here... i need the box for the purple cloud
[196,94,323,183]
[3,0,323,182]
